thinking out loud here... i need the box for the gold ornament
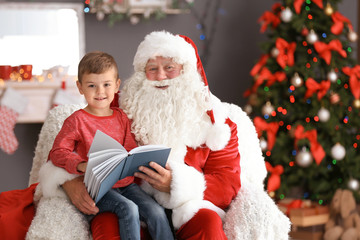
[290,72,303,87]
[325,3,334,16]
[353,99,360,108]
[249,94,258,106]
[269,191,275,198]
[262,101,274,116]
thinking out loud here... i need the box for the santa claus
[114,31,241,239]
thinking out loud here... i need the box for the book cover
[84,130,171,203]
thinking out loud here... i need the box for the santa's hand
[135,162,172,193]
[62,176,99,215]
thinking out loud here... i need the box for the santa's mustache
[145,78,176,87]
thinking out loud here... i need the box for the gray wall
[0,0,357,192]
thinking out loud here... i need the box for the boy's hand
[77,162,87,173]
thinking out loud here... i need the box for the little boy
[49,51,173,240]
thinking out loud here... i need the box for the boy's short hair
[78,51,119,83]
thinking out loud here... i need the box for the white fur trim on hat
[133,31,198,72]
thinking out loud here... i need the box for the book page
[95,159,127,203]
[88,130,127,156]
[129,144,168,154]
[87,153,127,197]
[84,149,123,184]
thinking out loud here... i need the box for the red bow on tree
[254,117,279,150]
[331,12,353,35]
[314,39,347,65]
[265,161,284,192]
[244,67,272,97]
[250,54,269,77]
[294,0,323,14]
[294,125,325,165]
[258,11,281,33]
[266,71,287,86]
[342,65,360,99]
[304,78,331,100]
[276,38,296,69]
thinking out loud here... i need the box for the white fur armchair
[27,103,290,240]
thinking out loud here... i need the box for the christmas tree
[244,0,360,204]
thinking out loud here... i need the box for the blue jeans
[96,183,174,240]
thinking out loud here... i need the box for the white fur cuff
[172,200,225,229]
[39,161,78,198]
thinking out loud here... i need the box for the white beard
[120,67,212,149]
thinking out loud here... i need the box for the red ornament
[330,92,340,104]
[301,27,309,36]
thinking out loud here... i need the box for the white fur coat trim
[38,161,78,199]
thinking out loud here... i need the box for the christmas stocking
[0,87,28,154]
[52,88,85,108]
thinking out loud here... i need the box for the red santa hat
[133,30,215,123]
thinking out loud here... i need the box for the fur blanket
[26,102,290,240]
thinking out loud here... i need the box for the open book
[84,130,171,203]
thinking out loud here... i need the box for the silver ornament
[348,179,360,191]
[327,69,338,83]
[280,7,293,23]
[331,143,346,160]
[244,104,252,115]
[271,47,279,58]
[348,31,358,42]
[96,11,105,21]
[306,30,318,44]
[259,137,268,151]
[318,107,330,122]
[296,147,313,167]
[130,15,140,25]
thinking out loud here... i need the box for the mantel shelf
[0,76,84,124]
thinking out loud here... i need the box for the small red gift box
[19,65,33,80]
[0,65,12,80]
